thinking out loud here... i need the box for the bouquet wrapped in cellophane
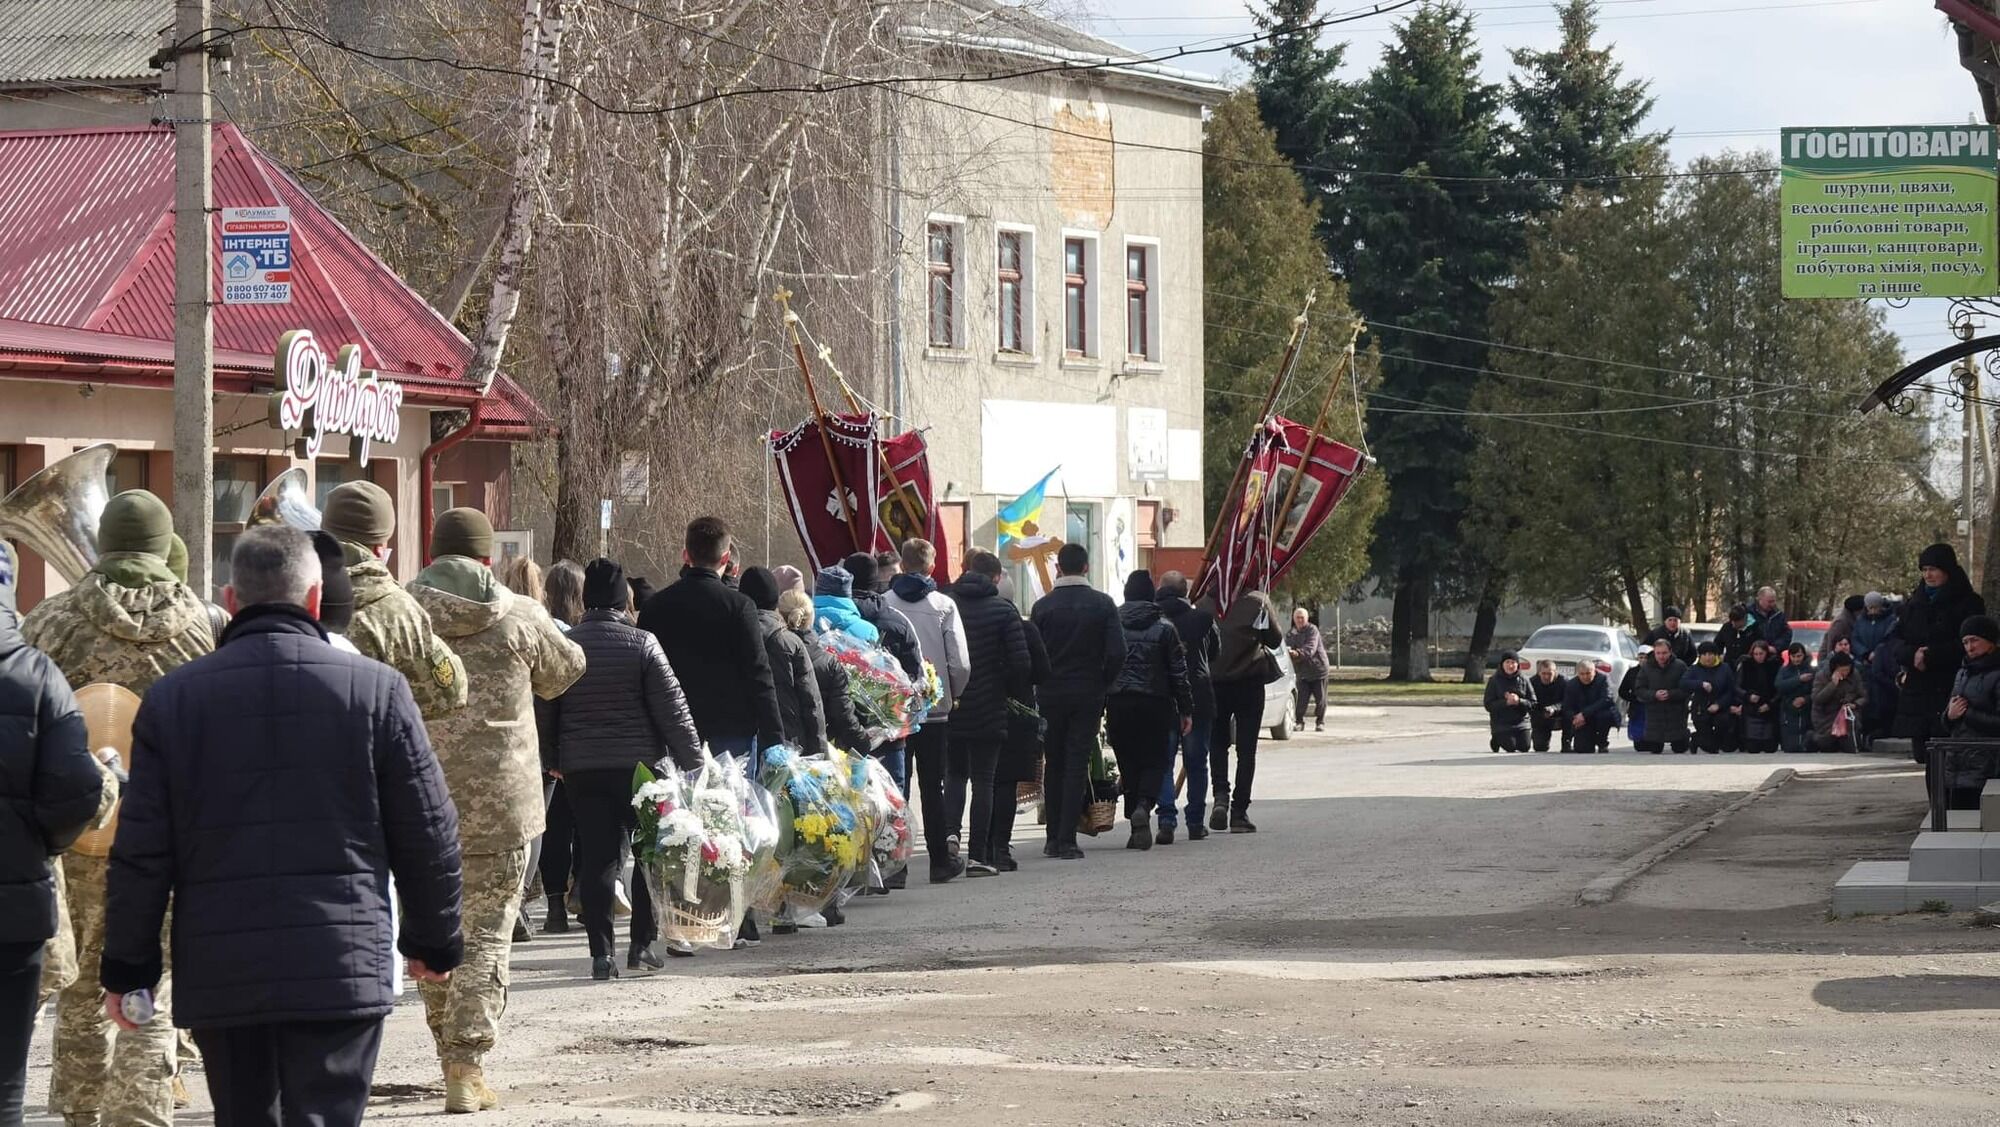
[721,755,783,915]
[631,754,764,949]
[756,746,867,916]
[820,628,934,746]
[859,755,912,887]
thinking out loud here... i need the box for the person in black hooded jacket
[946,551,1031,876]
[1897,542,1988,775]
[1107,571,1192,851]
[0,542,102,1124]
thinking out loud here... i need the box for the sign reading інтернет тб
[1780,125,1999,299]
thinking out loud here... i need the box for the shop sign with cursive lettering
[272,329,404,464]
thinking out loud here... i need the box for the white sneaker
[796,911,830,928]
[613,879,633,918]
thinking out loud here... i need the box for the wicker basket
[641,861,738,949]
[1077,798,1118,836]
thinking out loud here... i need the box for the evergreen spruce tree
[1343,3,1515,681]
[1239,0,1354,261]
[1507,0,1667,205]
[1203,93,1384,604]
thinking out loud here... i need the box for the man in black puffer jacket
[100,527,464,1126]
[947,550,1032,876]
[1107,571,1192,851]
[0,543,103,1124]
[547,558,703,977]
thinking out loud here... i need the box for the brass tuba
[246,467,322,531]
[0,443,115,584]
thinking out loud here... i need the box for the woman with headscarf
[1895,543,1987,774]
[1735,639,1782,753]
[1105,571,1192,851]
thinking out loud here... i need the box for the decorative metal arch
[1859,333,2000,414]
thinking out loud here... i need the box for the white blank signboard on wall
[981,399,1118,497]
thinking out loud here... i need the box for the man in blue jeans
[1153,572,1218,843]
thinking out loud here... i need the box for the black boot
[542,894,569,934]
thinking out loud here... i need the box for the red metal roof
[0,124,526,410]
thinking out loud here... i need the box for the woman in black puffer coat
[1896,543,1988,769]
[549,559,702,977]
[1106,571,1193,851]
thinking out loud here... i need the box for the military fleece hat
[322,480,397,547]
[1963,615,2000,644]
[430,507,495,560]
[165,533,189,583]
[99,490,174,557]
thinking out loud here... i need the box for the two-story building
[886,1,1222,599]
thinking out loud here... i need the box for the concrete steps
[1832,781,2000,914]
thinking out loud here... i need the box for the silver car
[1517,624,1642,692]
[1262,645,1298,740]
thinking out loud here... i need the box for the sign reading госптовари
[1780,125,1998,299]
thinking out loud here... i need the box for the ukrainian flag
[996,467,1060,548]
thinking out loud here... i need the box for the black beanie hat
[1921,542,1960,571]
[1844,593,1867,615]
[1123,569,1156,603]
[1696,641,1719,656]
[1962,614,2000,644]
[308,531,355,632]
[583,557,627,610]
[739,566,781,612]
[841,552,878,594]
[1665,606,1683,621]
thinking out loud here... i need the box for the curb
[1576,768,1797,907]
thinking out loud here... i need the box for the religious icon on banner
[878,482,929,547]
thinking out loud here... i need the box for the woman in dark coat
[987,617,1050,871]
[1896,543,1988,770]
[1776,644,1815,753]
[1735,639,1782,753]
[741,567,826,753]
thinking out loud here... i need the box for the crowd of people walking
[0,490,1295,1126]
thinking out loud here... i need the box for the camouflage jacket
[410,564,584,854]
[347,559,468,722]
[21,573,214,696]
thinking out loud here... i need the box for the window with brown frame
[1125,244,1153,360]
[997,231,1026,354]
[1064,237,1091,357]
[926,222,958,348]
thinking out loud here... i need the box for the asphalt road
[27,708,2000,1126]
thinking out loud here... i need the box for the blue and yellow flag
[997,467,1060,548]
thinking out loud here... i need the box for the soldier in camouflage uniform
[408,509,584,1114]
[21,490,212,1127]
[320,481,468,721]
[37,759,118,1009]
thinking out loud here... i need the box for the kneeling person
[1563,661,1619,753]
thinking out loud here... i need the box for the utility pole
[1958,317,1982,586]
[171,0,215,596]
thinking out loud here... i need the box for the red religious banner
[769,412,948,579]
[1198,415,1367,608]
[879,429,952,584]
[769,413,882,574]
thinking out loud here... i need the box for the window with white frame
[1063,233,1098,358]
[1125,240,1160,362]
[996,227,1034,355]
[926,220,964,349]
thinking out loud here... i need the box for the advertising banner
[1780,125,1998,299]
[220,206,294,305]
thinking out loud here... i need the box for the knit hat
[841,552,879,595]
[1865,591,1887,610]
[1664,606,1683,621]
[1500,651,1521,664]
[165,534,189,583]
[321,480,396,547]
[1123,569,1156,603]
[1963,614,2000,644]
[739,566,781,612]
[1697,641,1719,656]
[309,531,355,632]
[1921,542,1961,572]
[772,565,805,594]
[98,490,173,557]
[1844,593,1866,615]
[430,507,494,560]
[814,565,854,598]
[583,557,627,610]
[627,576,656,611]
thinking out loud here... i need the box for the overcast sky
[1055,0,1975,362]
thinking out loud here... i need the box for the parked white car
[1262,645,1298,741]
[1517,624,1642,690]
